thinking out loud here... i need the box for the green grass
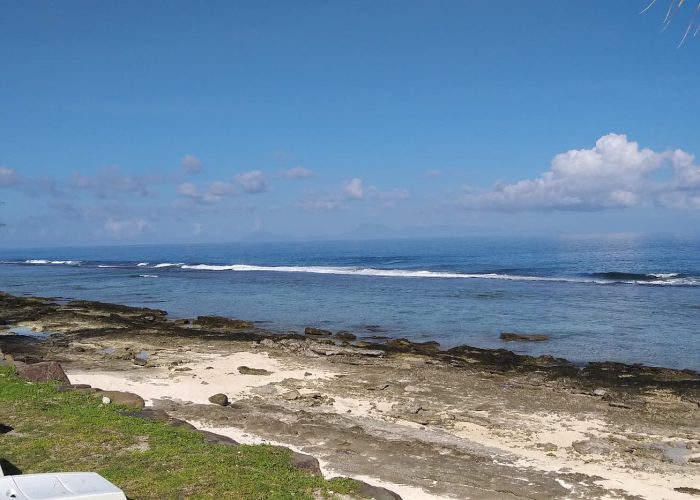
[0,366,358,499]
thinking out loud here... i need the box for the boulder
[198,430,239,447]
[304,327,332,337]
[237,366,272,376]
[500,332,550,342]
[208,393,229,406]
[94,390,145,409]
[353,479,403,500]
[288,450,322,475]
[15,361,70,385]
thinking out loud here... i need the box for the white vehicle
[0,465,126,500]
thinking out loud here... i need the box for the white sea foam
[177,263,700,285]
[24,259,81,266]
[139,274,158,278]
[11,258,698,286]
[180,263,595,282]
[649,273,680,279]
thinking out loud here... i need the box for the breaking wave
[4,259,698,286]
[24,260,82,266]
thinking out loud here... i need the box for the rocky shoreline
[1,291,699,499]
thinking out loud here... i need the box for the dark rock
[386,338,413,351]
[500,332,550,342]
[15,361,70,385]
[287,449,322,475]
[133,357,148,366]
[352,479,403,500]
[194,315,253,330]
[238,366,272,376]
[675,487,700,496]
[335,331,357,341]
[65,300,166,318]
[174,318,191,325]
[304,327,332,337]
[198,429,239,447]
[413,341,441,354]
[94,390,145,409]
[446,344,577,376]
[208,393,229,406]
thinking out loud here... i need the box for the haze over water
[1,235,698,370]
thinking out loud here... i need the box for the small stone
[208,393,229,406]
[238,366,272,375]
[102,396,111,404]
[592,388,608,397]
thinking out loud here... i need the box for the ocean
[0,235,698,370]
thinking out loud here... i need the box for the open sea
[0,235,698,370]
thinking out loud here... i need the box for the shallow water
[1,235,698,369]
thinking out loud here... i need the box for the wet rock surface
[1,291,698,499]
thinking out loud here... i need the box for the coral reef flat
[1,291,698,499]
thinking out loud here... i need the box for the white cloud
[0,167,19,187]
[235,170,269,193]
[181,155,204,174]
[278,166,316,179]
[343,178,364,200]
[459,133,700,212]
[178,180,236,204]
[104,217,147,237]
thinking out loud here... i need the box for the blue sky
[1,1,699,246]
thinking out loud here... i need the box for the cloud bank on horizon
[1,133,700,244]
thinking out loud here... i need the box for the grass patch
[0,366,358,499]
